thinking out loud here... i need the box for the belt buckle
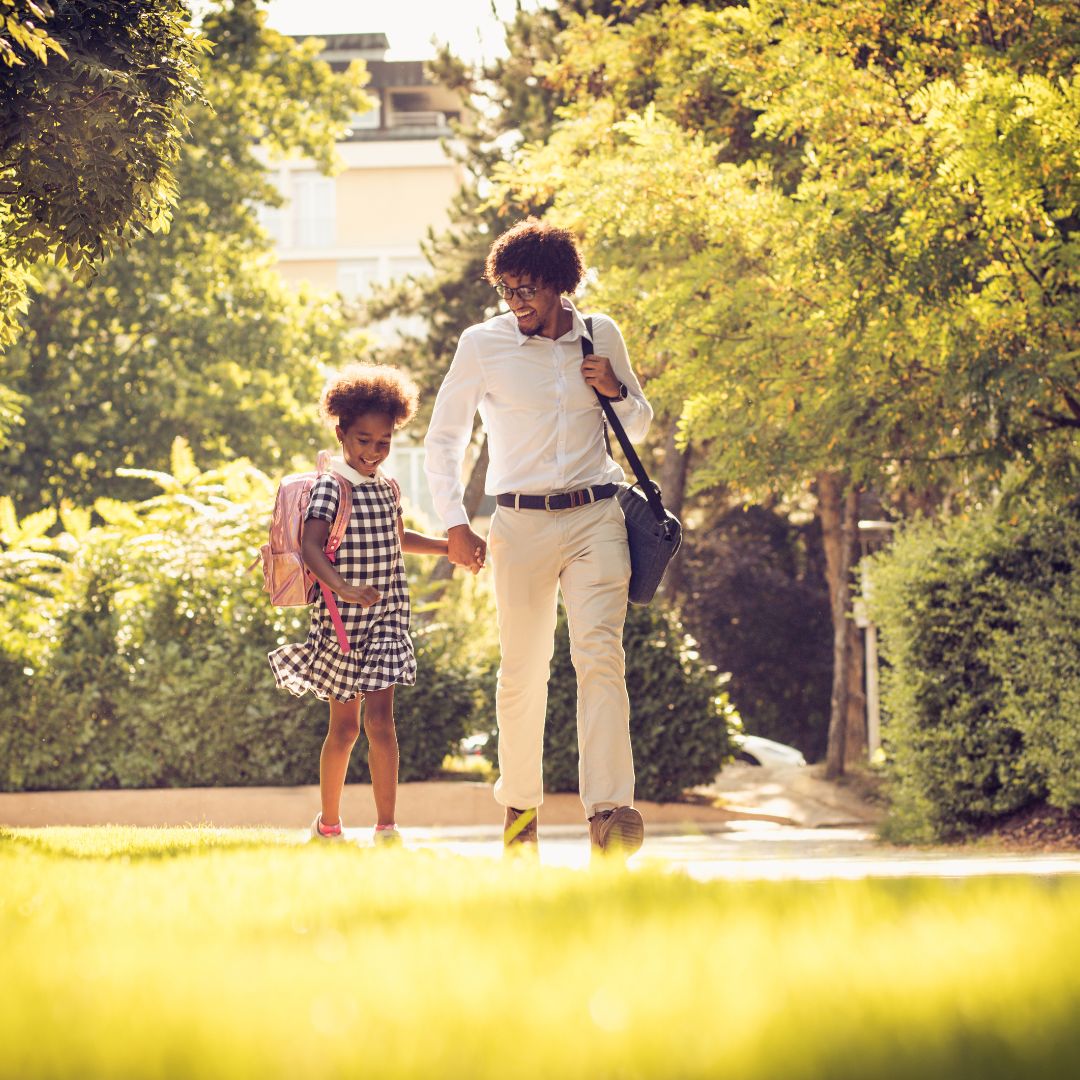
[544,494,554,511]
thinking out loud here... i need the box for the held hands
[580,353,621,399]
[447,524,486,575]
[336,582,381,607]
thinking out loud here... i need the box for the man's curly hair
[485,217,584,295]
[320,363,419,432]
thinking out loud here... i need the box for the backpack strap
[314,456,354,654]
[324,473,353,557]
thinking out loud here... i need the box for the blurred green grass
[3,827,1080,1079]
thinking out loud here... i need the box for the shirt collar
[512,296,587,346]
[329,456,379,485]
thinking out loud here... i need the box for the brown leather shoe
[503,806,538,847]
[589,806,644,857]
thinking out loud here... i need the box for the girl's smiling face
[337,410,395,477]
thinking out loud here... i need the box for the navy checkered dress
[268,472,416,702]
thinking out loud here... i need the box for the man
[424,217,653,856]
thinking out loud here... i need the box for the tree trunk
[844,614,867,767]
[818,471,862,779]
[427,433,489,586]
[656,425,690,600]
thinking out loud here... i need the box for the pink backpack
[256,450,354,653]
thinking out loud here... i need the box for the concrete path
[699,761,883,828]
[381,821,1080,881]
[0,780,741,829]
[5,775,1079,881]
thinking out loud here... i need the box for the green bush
[481,603,738,804]
[0,450,475,792]
[865,496,1080,842]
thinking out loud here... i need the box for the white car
[731,733,806,768]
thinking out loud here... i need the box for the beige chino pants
[487,494,633,818]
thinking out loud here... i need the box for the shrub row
[865,497,1080,842]
[0,539,475,792]
[0,458,477,791]
[1,460,738,801]
[481,603,738,805]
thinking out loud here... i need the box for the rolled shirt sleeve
[424,328,486,530]
[594,314,652,444]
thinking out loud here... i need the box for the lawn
[2,827,1079,1079]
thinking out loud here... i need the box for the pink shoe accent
[317,816,342,836]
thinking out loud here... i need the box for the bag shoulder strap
[582,316,667,524]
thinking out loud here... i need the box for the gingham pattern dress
[268,470,416,702]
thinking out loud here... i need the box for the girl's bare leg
[362,686,398,827]
[321,696,362,826]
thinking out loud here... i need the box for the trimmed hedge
[481,602,738,804]
[864,497,1080,842]
[0,488,475,792]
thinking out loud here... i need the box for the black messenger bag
[582,318,683,605]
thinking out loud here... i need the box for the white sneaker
[310,813,345,841]
[373,825,402,847]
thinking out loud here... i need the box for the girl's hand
[337,583,381,607]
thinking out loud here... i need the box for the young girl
[269,364,450,845]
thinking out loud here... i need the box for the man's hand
[447,524,486,574]
[337,582,381,607]
[581,353,621,399]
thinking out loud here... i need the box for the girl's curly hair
[320,363,419,432]
[485,217,584,295]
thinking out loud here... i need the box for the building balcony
[347,110,454,141]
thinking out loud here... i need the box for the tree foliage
[366,1,675,423]
[498,0,1080,497]
[0,0,373,512]
[490,0,1080,773]
[0,0,208,348]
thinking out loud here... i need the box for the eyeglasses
[493,282,538,302]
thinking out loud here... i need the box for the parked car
[459,732,490,758]
[731,733,806,768]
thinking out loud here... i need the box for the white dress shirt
[424,298,652,529]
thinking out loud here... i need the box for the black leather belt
[496,484,618,511]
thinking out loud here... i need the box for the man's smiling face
[498,273,562,338]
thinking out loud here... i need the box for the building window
[337,259,381,300]
[388,256,429,280]
[256,198,285,247]
[350,104,381,132]
[292,172,336,249]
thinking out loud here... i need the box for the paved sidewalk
[6,778,1079,882]
[383,821,1080,881]
[0,780,743,829]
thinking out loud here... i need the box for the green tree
[366,2,691,539]
[0,0,208,350]
[0,0,373,511]
[497,0,1080,774]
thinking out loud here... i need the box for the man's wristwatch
[603,383,629,402]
